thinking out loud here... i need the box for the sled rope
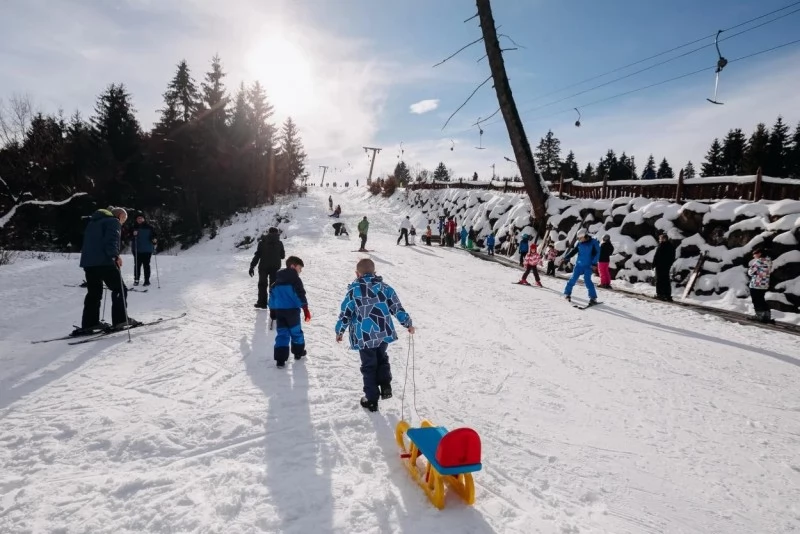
[401,335,422,423]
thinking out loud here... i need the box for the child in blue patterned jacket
[335,258,415,412]
[748,247,774,324]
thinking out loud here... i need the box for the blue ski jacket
[269,268,308,310]
[335,274,412,350]
[132,223,156,254]
[80,209,121,268]
[486,234,495,248]
[564,238,600,267]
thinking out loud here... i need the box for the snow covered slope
[1,188,799,533]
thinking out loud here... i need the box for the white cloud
[409,99,440,114]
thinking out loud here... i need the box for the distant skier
[332,222,348,236]
[425,225,432,246]
[748,247,774,324]
[486,232,495,256]
[518,243,543,286]
[328,195,333,211]
[517,234,530,267]
[397,216,411,246]
[445,217,457,247]
[131,214,157,286]
[560,229,600,304]
[269,256,310,368]
[357,216,369,251]
[459,226,468,247]
[249,227,285,309]
[653,233,675,301]
[598,235,614,289]
[330,205,342,218]
[76,207,138,335]
[545,245,558,276]
[409,225,417,245]
[438,215,445,240]
[335,258,415,412]
[467,226,477,249]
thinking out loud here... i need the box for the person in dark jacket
[77,207,137,334]
[269,256,310,367]
[131,214,157,286]
[653,233,676,301]
[249,227,285,309]
[598,235,614,289]
[517,235,530,267]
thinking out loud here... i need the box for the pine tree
[789,122,800,179]
[562,150,579,180]
[201,54,229,132]
[597,149,618,181]
[433,162,449,181]
[393,161,411,185]
[683,161,696,179]
[229,82,252,147]
[701,138,724,177]
[581,162,596,182]
[533,130,562,181]
[247,81,276,157]
[720,128,747,175]
[641,154,657,180]
[91,83,142,162]
[744,123,769,174]
[277,117,306,187]
[165,60,200,124]
[656,158,674,179]
[765,116,789,177]
[618,152,636,180]
[472,171,478,181]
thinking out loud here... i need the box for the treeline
[533,116,800,183]
[0,55,307,249]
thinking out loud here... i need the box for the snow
[2,188,800,533]
[726,217,767,235]
[733,202,770,219]
[702,200,748,224]
[768,199,800,218]
[767,213,800,232]
[774,230,798,245]
[773,249,800,270]
[679,201,711,214]
[0,192,88,229]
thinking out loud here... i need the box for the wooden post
[558,171,564,197]
[754,167,763,201]
[602,175,608,199]
[676,169,684,202]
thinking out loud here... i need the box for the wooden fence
[408,169,800,201]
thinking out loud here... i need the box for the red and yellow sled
[395,420,482,509]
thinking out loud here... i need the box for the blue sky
[2,0,799,182]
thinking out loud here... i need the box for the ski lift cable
[463,1,800,133]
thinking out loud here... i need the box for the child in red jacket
[518,244,542,286]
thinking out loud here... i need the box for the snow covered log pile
[402,188,800,315]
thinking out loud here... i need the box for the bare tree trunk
[476,0,548,228]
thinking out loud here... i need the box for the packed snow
[1,187,799,534]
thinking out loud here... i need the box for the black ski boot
[143,281,151,287]
[294,350,307,361]
[379,384,392,400]
[276,360,287,369]
[564,294,571,303]
[360,397,378,412]
[70,322,110,337]
[134,280,140,286]
[588,298,598,306]
[107,318,142,332]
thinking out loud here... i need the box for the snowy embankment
[383,187,800,324]
[2,187,800,533]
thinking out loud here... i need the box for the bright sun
[245,35,315,115]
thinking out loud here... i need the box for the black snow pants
[359,343,392,402]
[397,229,409,245]
[655,268,672,299]
[257,267,279,308]
[82,265,128,328]
[135,252,152,283]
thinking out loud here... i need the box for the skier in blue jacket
[486,233,496,256]
[269,256,310,368]
[561,229,600,304]
[517,235,530,266]
[131,214,157,286]
[335,258,414,412]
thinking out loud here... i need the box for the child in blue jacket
[561,229,600,304]
[335,258,415,412]
[269,256,311,368]
[486,233,496,256]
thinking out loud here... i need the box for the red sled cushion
[435,428,481,468]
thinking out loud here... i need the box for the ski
[351,250,375,252]
[269,317,275,331]
[511,282,541,287]
[682,251,709,299]
[66,312,187,345]
[572,301,601,310]
[128,288,149,293]
[31,328,108,344]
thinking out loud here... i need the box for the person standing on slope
[517,234,530,267]
[486,232,495,256]
[357,216,369,251]
[335,258,415,412]
[249,227,285,309]
[132,214,157,286]
[459,225,468,248]
[748,247,774,324]
[328,195,333,211]
[518,243,543,286]
[545,245,558,276]
[269,256,310,368]
[397,216,411,246]
[560,229,600,304]
[76,207,139,335]
[653,233,675,301]
[598,234,614,289]
[467,226,477,250]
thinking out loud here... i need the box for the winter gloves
[249,267,255,277]
[303,306,312,323]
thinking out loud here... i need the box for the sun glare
[245,35,315,115]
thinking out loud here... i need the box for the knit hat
[602,234,611,242]
[576,229,587,239]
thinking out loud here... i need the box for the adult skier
[249,227,285,309]
[76,207,138,335]
[467,226,477,249]
[560,229,600,304]
[653,233,676,301]
[357,216,369,251]
[131,214,157,286]
[598,234,614,289]
[328,195,333,211]
[397,216,411,246]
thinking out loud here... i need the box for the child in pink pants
[598,235,614,288]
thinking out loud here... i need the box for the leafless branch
[442,75,493,130]
[0,94,35,146]
[499,34,526,49]
[474,108,501,126]
[477,48,518,63]
[433,36,484,68]
[464,13,478,23]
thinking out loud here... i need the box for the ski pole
[154,252,160,289]
[117,265,132,343]
[102,286,107,323]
